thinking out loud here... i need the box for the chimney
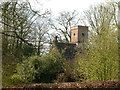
[54,36,58,43]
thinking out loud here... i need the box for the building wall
[71,26,79,43]
[78,26,88,48]
[52,25,88,61]
[71,26,88,45]
[78,26,88,43]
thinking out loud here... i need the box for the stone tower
[71,25,88,48]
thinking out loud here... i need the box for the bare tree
[0,1,51,58]
[82,2,118,38]
[52,10,80,43]
[31,16,51,55]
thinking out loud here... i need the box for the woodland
[1,0,120,88]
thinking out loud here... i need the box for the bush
[55,61,86,82]
[12,51,65,83]
[10,74,23,85]
[38,52,65,82]
[2,64,18,86]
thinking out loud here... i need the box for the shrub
[10,74,23,85]
[38,51,65,82]
[2,64,17,86]
[12,51,65,83]
[55,61,86,82]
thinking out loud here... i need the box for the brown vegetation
[3,80,120,89]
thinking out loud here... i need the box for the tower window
[74,33,76,36]
[82,33,85,36]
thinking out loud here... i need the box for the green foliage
[10,74,23,85]
[12,51,65,84]
[39,51,65,82]
[55,61,86,82]
[75,1,119,81]
[2,64,17,86]
[22,44,36,56]
[76,24,119,81]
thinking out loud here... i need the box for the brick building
[71,25,88,48]
[52,25,88,60]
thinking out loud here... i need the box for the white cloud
[42,0,105,14]
[29,0,105,15]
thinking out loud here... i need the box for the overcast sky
[31,0,105,15]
